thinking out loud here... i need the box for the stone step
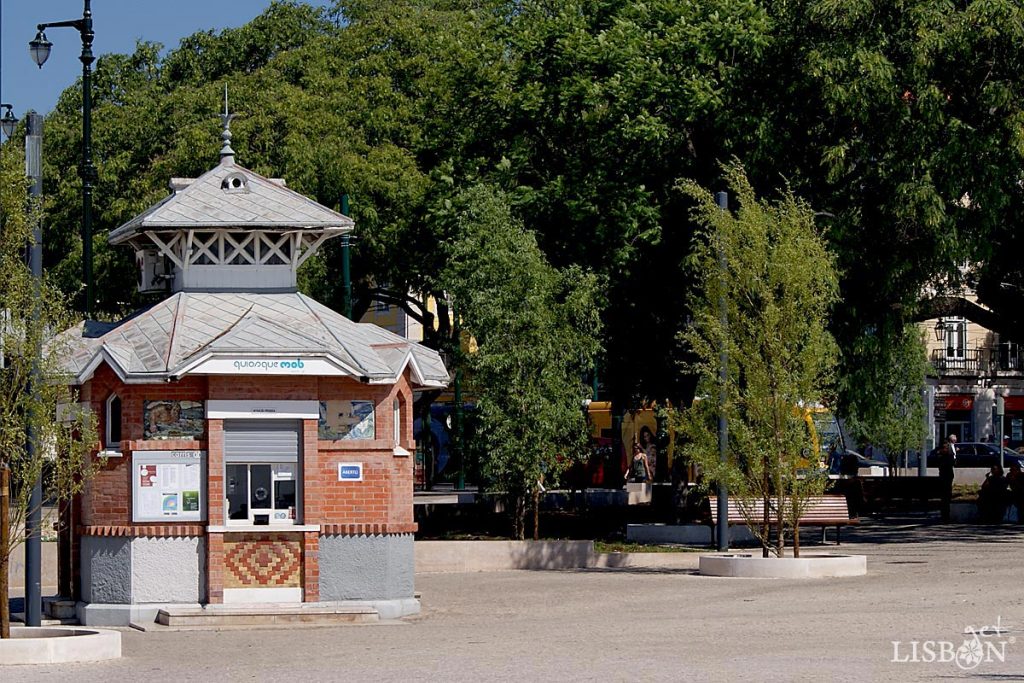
[157,604,379,627]
[44,599,78,620]
[11,612,79,626]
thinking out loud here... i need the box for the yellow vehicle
[586,400,845,478]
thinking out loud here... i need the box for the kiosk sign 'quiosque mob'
[232,358,306,372]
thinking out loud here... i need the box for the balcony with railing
[931,348,984,375]
[930,345,1024,377]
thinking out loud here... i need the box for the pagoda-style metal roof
[54,291,449,388]
[108,157,354,245]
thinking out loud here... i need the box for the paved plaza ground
[7,515,1024,681]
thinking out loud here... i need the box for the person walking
[627,442,652,484]
[938,435,957,522]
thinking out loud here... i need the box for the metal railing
[931,348,983,375]
[931,346,1024,376]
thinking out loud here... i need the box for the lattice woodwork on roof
[145,229,329,271]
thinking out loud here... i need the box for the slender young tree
[0,145,97,637]
[676,162,839,557]
[440,184,601,539]
[842,324,929,472]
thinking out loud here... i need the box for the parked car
[948,442,1024,469]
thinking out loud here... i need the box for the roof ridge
[218,311,332,348]
[164,292,186,369]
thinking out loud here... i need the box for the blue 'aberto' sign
[339,462,363,481]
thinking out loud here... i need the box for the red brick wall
[223,533,302,588]
[80,365,207,527]
[312,374,416,527]
[76,361,422,604]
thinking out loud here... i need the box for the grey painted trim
[180,287,298,294]
[319,534,415,602]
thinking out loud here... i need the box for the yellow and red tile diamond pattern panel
[223,534,302,588]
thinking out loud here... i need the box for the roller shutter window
[224,420,301,525]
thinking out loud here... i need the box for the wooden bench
[708,495,858,545]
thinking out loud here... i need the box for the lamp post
[715,190,729,552]
[0,105,18,138]
[23,111,45,628]
[29,0,96,318]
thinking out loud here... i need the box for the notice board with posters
[132,450,206,522]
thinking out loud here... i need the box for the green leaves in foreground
[0,147,97,567]
[675,162,839,556]
[440,185,601,539]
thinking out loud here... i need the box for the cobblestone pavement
[7,516,1024,682]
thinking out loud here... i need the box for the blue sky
[1,0,331,115]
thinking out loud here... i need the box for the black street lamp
[29,0,96,318]
[0,105,17,139]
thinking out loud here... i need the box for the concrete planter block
[416,540,594,572]
[0,626,121,665]
[624,483,652,504]
[699,553,867,578]
[949,502,979,523]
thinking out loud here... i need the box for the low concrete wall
[416,540,594,573]
[7,541,58,589]
[1,627,121,664]
[591,552,700,570]
[950,502,979,523]
[925,467,996,486]
[320,533,415,601]
[699,553,867,578]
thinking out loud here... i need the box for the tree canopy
[19,0,1024,420]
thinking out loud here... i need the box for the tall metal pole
[1,465,11,638]
[454,343,465,490]
[25,111,44,627]
[996,393,1005,470]
[715,191,729,552]
[33,0,95,316]
[340,194,352,320]
[80,0,96,318]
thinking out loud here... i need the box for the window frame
[225,462,300,526]
[222,419,303,527]
[944,319,967,359]
[105,393,122,452]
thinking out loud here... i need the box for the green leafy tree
[842,324,929,472]
[0,146,97,637]
[676,163,839,558]
[440,185,601,539]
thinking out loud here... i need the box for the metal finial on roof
[220,84,236,163]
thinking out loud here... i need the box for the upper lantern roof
[108,159,353,244]
[108,91,354,294]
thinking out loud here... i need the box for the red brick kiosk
[57,124,447,625]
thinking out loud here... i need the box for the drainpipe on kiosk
[340,194,352,320]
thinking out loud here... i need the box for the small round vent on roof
[221,172,249,192]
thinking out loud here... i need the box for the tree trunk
[761,491,770,558]
[1,465,10,638]
[532,487,540,541]
[793,522,801,558]
[775,493,784,558]
[513,495,526,540]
